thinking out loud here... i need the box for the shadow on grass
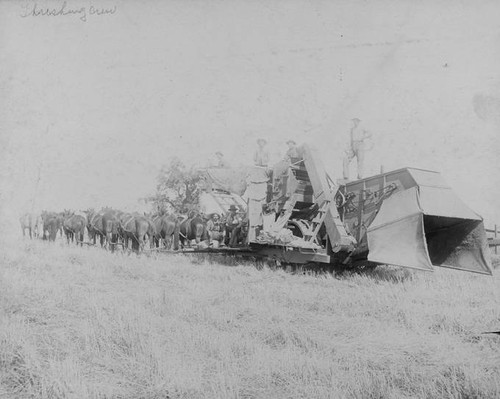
[182,253,416,283]
[336,265,415,283]
[30,237,417,283]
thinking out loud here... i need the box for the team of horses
[19,209,211,252]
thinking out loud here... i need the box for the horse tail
[195,223,204,243]
[186,219,192,242]
[49,222,58,241]
[173,223,180,250]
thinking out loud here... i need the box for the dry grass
[1,238,499,399]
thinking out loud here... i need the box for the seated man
[206,213,224,245]
[225,205,242,247]
[229,214,248,248]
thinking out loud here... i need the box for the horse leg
[133,236,140,253]
[139,234,145,252]
[109,233,115,253]
[173,225,180,250]
[195,224,204,244]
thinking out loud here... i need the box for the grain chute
[340,168,492,274]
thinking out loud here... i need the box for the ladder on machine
[271,194,298,232]
[302,194,332,243]
[299,144,355,249]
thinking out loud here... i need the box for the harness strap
[124,215,135,228]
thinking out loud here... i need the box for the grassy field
[0,238,499,399]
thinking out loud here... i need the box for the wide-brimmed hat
[286,139,296,145]
[211,213,220,219]
[352,117,361,122]
[215,151,223,156]
[228,205,238,212]
[257,138,267,145]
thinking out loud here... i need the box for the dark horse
[85,209,105,247]
[41,211,63,242]
[62,211,86,246]
[119,213,155,252]
[151,214,180,250]
[177,213,209,248]
[101,210,122,252]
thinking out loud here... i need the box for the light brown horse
[151,213,180,250]
[20,213,43,239]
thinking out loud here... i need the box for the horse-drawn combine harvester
[191,143,492,275]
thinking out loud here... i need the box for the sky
[1,0,499,230]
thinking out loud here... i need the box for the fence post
[495,224,498,255]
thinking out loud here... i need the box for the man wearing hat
[284,139,300,163]
[253,138,270,167]
[343,118,371,179]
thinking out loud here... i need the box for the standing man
[343,118,371,179]
[253,138,270,167]
[284,139,300,164]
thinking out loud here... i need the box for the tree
[148,157,204,215]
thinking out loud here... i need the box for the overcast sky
[1,0,499,228]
